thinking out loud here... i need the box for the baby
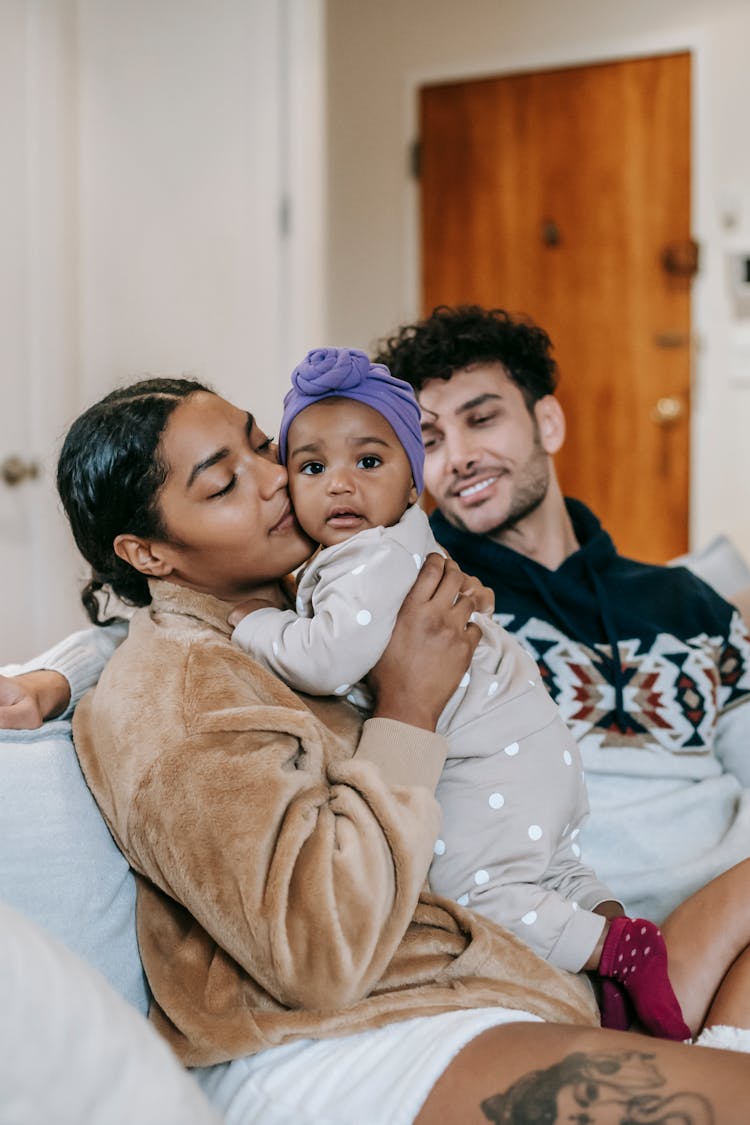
[231,347,688,1039]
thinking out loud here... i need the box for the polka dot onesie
[233,504,619,972]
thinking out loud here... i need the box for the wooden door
[420,53,692,563]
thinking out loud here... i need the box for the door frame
[402,29,709,550]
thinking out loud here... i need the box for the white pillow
[671,534,750,599]
[0,719,148,1014]
[0,900,220,1125]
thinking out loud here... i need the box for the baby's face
[285,398,418,547]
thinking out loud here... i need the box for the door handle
[0,456,40,487]
[650,397,685,427]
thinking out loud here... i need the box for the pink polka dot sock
[598,977,634,1033]
[598,916,690,1041]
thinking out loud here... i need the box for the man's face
[418,363,552,539]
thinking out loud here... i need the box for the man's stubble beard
[444,432,551,541]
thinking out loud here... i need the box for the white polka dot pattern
[503,742,519,756]
[459,672,471,689]
[528,825,542,841]
[521,911,538,925]
[272,642,279,656]
[433,838,446,856]
[563,750,572,765]
[488,792,504,809]
[474,869,490,886]
[457,894,470,906]
[334,684,350,695]
[412,554,422,568]
[487,681,499,697]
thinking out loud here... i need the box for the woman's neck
[157,574,294,611]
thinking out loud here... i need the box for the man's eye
[471,414,496,426]
[357,455,382,470]
[208,475,237,499]
[300,462,325,475]
[422,434,439,451]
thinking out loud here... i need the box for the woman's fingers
[369,556,483,730]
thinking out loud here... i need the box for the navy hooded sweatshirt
[430,498,750,921]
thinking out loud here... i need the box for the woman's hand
[368,553,484,731]
[0,671,71,730]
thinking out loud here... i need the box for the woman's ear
[534,395,566,455]
[113,534,174,578]
[409,482,419,507]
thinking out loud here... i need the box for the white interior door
[0,0,326,664]
[1,1,89,664]
[0,3,36,663]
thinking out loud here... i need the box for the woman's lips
[269,503,294,533]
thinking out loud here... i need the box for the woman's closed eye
[207,474,237,499]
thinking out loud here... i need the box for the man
[375,305,750,922]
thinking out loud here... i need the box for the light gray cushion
[0,899,219,1124]
[0,719,148,1015]
[671,533,750,600]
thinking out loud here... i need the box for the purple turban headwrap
[279,347,425,494]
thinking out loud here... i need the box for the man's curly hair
[373,305,558,410]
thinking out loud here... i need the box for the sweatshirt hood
[431,499,630,731]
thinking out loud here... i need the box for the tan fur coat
[73,581,598,1066]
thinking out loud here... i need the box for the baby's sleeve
[232,535,421,696]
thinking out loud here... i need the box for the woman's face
[148,391,315,599]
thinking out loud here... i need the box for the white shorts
[193,1006,543,1125]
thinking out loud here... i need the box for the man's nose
[445,432,479,474]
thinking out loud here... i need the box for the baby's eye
[300,461,325,475]
[357,455,382,470]
[208,474,237,499]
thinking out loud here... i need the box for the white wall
[325,0,750,559]
[75,0,309,432]
[1,0,325,660]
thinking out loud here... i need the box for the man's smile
[456,475,500,500]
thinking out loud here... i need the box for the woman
[8,376,750,1124]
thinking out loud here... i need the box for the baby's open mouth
[326,508,364,523]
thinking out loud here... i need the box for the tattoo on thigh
[480,1050,714,1124]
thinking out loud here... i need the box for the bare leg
[704,947,750,1030]
[416,1021,750,1124]
[660,859,750,1033]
